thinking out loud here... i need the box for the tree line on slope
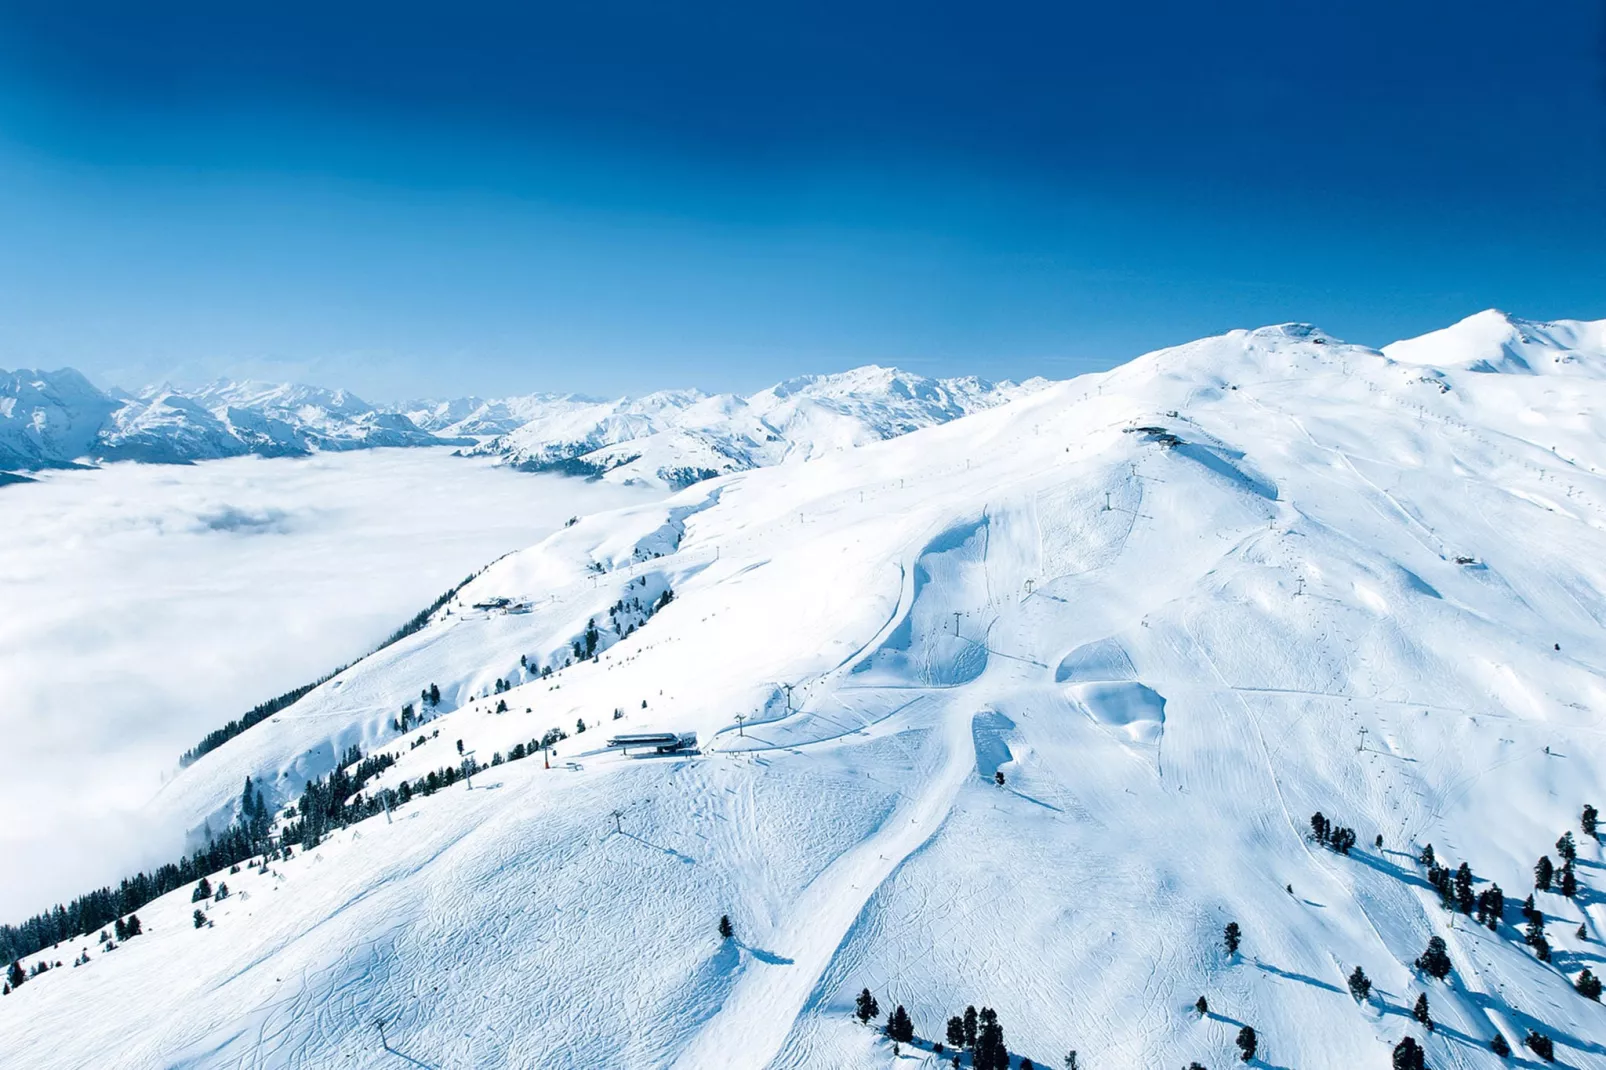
[178,567,485,766]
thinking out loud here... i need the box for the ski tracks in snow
[668,694,975,1070]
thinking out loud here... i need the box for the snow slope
[8,316,1606,1069]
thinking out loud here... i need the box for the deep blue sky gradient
[0,1,1601,398]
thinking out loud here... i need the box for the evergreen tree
[1347,966,1372,1002]
[126,914,141,936]
[114,917,128,941]
[429,683,440,705]
[946,1015,965,1048]
[1419,843,1435,867]
[192,909,207,929]
[1585,803,1599,839]
[214,882,229,901]
[1310,812,1330,845]
[1224,922,1242,956]
[975,1007,1008,1070]
[1490,1032,1511,1058]
[718,915,733,940]
[964,1006,978,1050]
[1522,894,1537,922]
[1560,862,1577,899]
[1525,911,1547,949]
[1196,995,1209,1015]
[854,988,879,1024]
[887,1005,915,1044]
[1577,969,1603,1001]
[995,771,1006,787]
[1477,883,1504,930]
[1391,1036,1425,1070]
[1535,855,1554,891]
[1235,1025,1256,1062]
[7,960,23,989]
[191,877,212,902]
[1454,863,1474,914]
[1525,1031,1554,1061]
[1065,1053,1079,1070]
[1412,992,1432,1030]
[1557,831,1577,862]
[1415,936,1451,979]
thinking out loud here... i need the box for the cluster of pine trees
[1309,812,1357,854]
[0,776,277,967]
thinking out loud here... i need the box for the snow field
[8,314,1606,1068]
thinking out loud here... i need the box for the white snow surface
[8,316,1606,1069]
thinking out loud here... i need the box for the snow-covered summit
[1384,309,1606,377]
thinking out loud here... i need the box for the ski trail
[669,696,975,1070]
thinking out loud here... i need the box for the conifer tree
[1224,921,1242,956]
[1454,862,1474,914]
[1535,855,1554,891]
[1064,1053,1079,1070]
[1196,995,1209,1015]
[1392,1036,1425,1070]
[114,917,128,941]
[1347,966,1372,1002]
[887,1005,915,1044]
[1415,936,1451,979]
[963,1006,978,1050]
[718,915,733,940]
[946,1015,965,1048]
[1525,1031,1554,1061]
[1311,812,1329,845]
[7,960,23,990]
[854,988,879,1024]
[1490,1032,1511,1058]
[191,877,212,902]
[1526,910,1547,949]
[1577,969,1603,1001]
[1585,803,1599,839]
[126,914,141,936]
[1557,831,1577,862]
[192,909,207,929]
[1419,844,1435,867]
[1235,1025,1256,1062]
[1560,862,1577,899]
[215,882,229,901]
[975,1008,1008,1070]
[1412,992,1432,1030]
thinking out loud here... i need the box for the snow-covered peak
[1383,309,1606,376]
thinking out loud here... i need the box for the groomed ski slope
[9,314,1606,1069]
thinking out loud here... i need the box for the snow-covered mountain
[0,365,1041,485]
[8,310,1606,1069]
[0,372,453,468]
[463,366,1048,487]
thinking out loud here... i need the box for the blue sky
[0,1,1600,399]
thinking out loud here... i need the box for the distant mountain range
[0,365,1047,488]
